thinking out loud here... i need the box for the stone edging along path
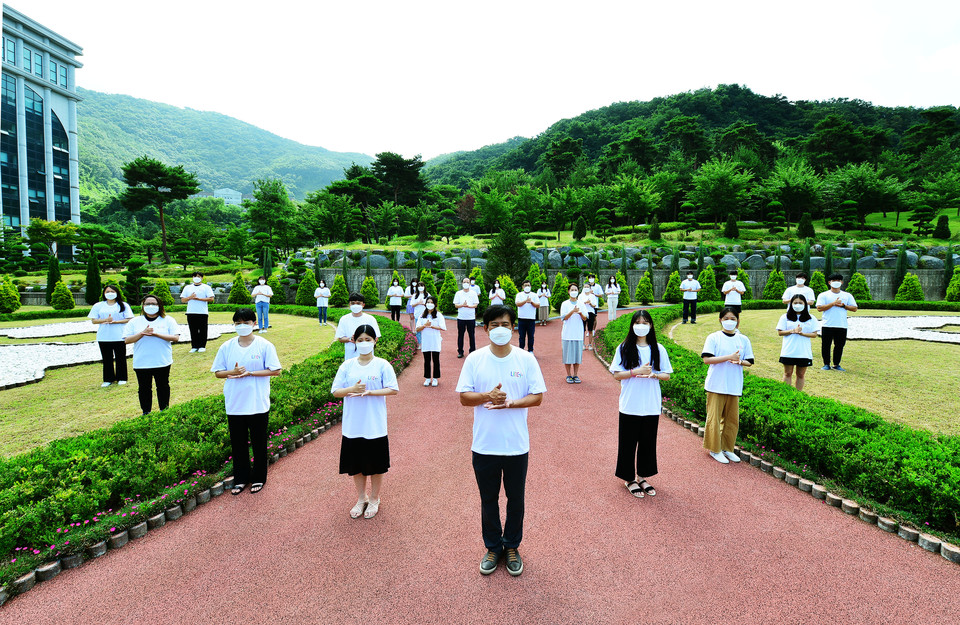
[0,415,344,608]
[590,347,960,568]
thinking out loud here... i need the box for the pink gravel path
[3,312,959,624]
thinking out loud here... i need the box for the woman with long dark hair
[701,307,754,464]
[415,295,446,387]
[124,294,181,415]
[777,293,820,391]
[609,309,672,498]
[88,284,134,387]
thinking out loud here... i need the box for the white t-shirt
[537,288,551,307]
[609,343,674,416]
[314,287,331,307]
[124,315,180,369]
[453,289,480,320]
[455,346,547,456]
[681,279,701,301]
[516,291,539,319]
[577,292,598,315]
[560,299,585,340]
[470,284,481,297]
[88,301,134,342]
[411,291,428,319]
[702,330,755,396]
[722,280,745,306]
[816,290,857,329]
[590,283,603,299]
[387,285,404,306]
[181,283,214,315]
[489,288,506,306]
[605,285,621,301]
[251,284,273,304]
[335,313,382,360]
[332,356,399,439]
[782,284,815,304]
[416,312,447,352]
[776,314,821,360]
[211,336,282,415]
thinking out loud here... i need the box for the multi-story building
[1,4,82,257]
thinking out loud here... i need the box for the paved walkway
[3,312,959,624]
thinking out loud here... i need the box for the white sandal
[350,497,368,519]
[364,499,380,519]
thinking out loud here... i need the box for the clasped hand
[483,383,509,410]
[633,364,654,378]
[228,362,250,379]
[347,379,368,397]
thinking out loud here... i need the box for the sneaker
[504,548,523,576]
[572,376,582,384]
[198,348,206,353]
[691,321,697,324]
[832,366,846,372]
[423,379,431,387]
[566,376,574,384]
[723,450,741,463]
[682,321,687,324]
[458,353,464,359]
[100,382,112,388]
[118,380,127,385]
[431,379,438,387]
[189,348,198,353]
[821,365,831,371]
[480,550,499,575]
[709,451,730,464]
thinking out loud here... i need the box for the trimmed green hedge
[598,304,960,539]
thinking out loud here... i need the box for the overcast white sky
[17,0,960,160]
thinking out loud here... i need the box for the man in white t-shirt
[457,304,546,577]
[815,273,858,371]
[577,282,599,351]
[680,271,701,324]
[454,278,480,357]
[515,279,539,353]
[180,271,215,352]
[335,292,381,360]
[721,271,746,313]
[782,272,816,306]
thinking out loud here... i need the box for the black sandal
[250,483,264,494]
[625,481,644,498]
[638,479,656,496]
[231,483,247,496]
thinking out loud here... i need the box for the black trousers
[821,327,848,366]
[228,411,269,485]
[517,319,535,351]
[135,365,170,415]
[187,314,208,349]
[682,300,698,322]
[390,305,403,322]
[457,319,476,355]
[615,412,659,482]
[423,351,440,378]
[98,341,127,382]
[473,452,528,554]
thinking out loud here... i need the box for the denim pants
[255,301,270,330]
[318,306,328,324]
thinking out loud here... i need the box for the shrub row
[597,304,960,538]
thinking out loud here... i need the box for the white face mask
[523,286,531,293]
[488,326,512,346]
[105,292,117,300]
[589,279,595,284]
[193,277,202,283]
[830,281,842,289]
[393,282,399,287]
[356,341,374,355]
[494,284,500,289]
[350,304,363,314]
[730,276,738,282]
[570,290,578,298]
[463,283,470,290]
[426,303,435,310]
[258,280,266,285]
[542,285,547,289]
[792,303,805,312]
[686,275,693,280]
[721,319,738,332]
[143,305,160,316]
[418,286,425,291]
[796,279,805,286]
[235,324,254,336]
[319,283,325,288]
[633,323,650,337]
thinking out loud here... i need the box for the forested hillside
[77,88,372,200]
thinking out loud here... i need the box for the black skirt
[779,356,813,367]
[339,435,390,476]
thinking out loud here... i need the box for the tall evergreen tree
[485,223,529,286]
[894,243,909,293]
[944,245,955,298]
[797,212,816,239]
[824,244,834,277]
[802,240,811,277]
[45,256,61,305]
[85,250,102,305]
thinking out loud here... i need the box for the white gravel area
[0,320,98,338]
[846,316,960,344]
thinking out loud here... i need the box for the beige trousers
[703,392,739,453]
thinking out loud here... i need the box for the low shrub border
[0,304,418,594]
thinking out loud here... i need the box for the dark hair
[608,275,617,285]
[828,273,844,283]
[140,294,166,318]
[257,275,267,283]
[352,324,378,341]
[568,282,580,293]
[719,306,740,320]
[522,279,531,286]
[619,309,661,371]
[233,307,257,323]
[483,304,516,327]
[422,295,439,318]
[786,294,812,322]
[192,271,204,278]
[795,272,808,281]
[318,277,326,285]
[348,292,365,304]
[489,281,501,297]
[102,284,126,310]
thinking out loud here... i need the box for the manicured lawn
[669,308,960,436]
[0,312,334,457]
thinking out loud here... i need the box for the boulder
[529,250,544,266]
[856,255,878,269]
[471,258,488,269]
[547,250,563,269]
[366,254,390,269]
[811,244,824,255]
[809,257,826,271]
[636,259,650,271]
[872,244,884,254]
[657,247,672,256]
[779,244,792,253]
[920,255,944,269]
[599,259,612,269]
[441,257,463,269]
[294,251,304,259]
[927,245,947,256]
[624,247,641,258]
[834,258,850,269]
[305,262,315,270]
[701,256,716,267]
[678,258,691,270]
[731,245,742,252]
[743,254,767,270]
[315,253,329,265]
[740,221,760,226]
[906,250,919,268]
[720,254,741,268]
[576,256,592,268]
[559,246,571,255]
[765,255,792,268]
[877,257,898,269]
[732,252,747,262]
[466,249,483,258]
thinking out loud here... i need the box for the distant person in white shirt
[404,279,419,330]
[536,280,551,326]
[124,295,181,415]
[386,278,405,322]
[180,271,215,352]
[700,308,754,464]
[781,272,815,307]
[251,276,274,333]
[415,295,447,387]
[488,280,506,307]
[605,276,621,321]
[335,292,381,360]
[88,284,134,387]
[211,308,282,495]
[815,273,858,372]
[454,278,480,357]
[777,295,820,390]
[721,271,746,314]
[457,305,546,577]
[314,279,331,325]
[515,279,539,353]
[561,283,588,383]
[680,271,701,324]
[577,279,599,351]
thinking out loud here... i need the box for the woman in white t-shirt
[700,308,754,464]
[88,284,134,387]
[123,295,181,415]
[404,279,419,330]
[560,283,588,384]
[331,325,400,520]
[251,276,274,333]
[609,309,672,498]
[488,281,506,307]
[605,276,622,321]
[387,279,405,322]
[314,279,331,325]
[211,308,282,495]
[415,295,446,387]
[776,294,820,391]
[536,281,551,326]
[411,283,428,349]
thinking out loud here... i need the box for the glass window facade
[33,52,42,77]
[2,37,15,65]
[51,112,70,221]
[1,73,19,227]
[59,65,67,88]
[24,86,46,220]
[22,45,30,71]
[49,59,57,83]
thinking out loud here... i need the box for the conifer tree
[762,270,786,300]
[943,245,954,299]
[895,273,924,301]
[723,213,739,239]
[635,274,654,305]
[797,212,816,239]
[649,217,661,241]
[736,267,753,300]
[267,274,285,304]
[809,270,828,296]
[329,274,349,308]
[439,270,459,315]
[296,270,319,306]
[894,243,908,294]
[573,216,587,241]
[227,272,251,304]
[932,215,951,239]
[663,271,682,303]
[697,267,722,301]
[45,256,61,305]
[150,278,175,307]
[360,276,380,309]
[51,280,75,310]
[550,273,569,313]
[85,250,102,305]
[846,272,871,301]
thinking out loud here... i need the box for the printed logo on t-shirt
[510,370,524,378]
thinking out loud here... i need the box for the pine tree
[810,270,828,296]
[262,247,273,279]
[847,272,871,301]
[831,200,857,234]
[723,213,739,239]
[469,266,487,316]
[122,258,148,303]
[895,273,924,301]
[45,256,61,305]
[595,206,612,241]
[497,275,519,313]
[85,250,102,305]
[50,280,75,310]
[697,267,722,301]
[762,270,787,300]
[696,243,705,272]
[296,270,319,306]
[329,274,349,308]
[549,273,569,313]
[0,276,21,313]
[365,252,373,278]
[419,269,438,299]
[945,267,960,302]
[663,271,682,303]
[849,243,859,279]
[802,240,811,277]
[670,246,681,273]
[894,243,908,294]
[824,244,834,277]
[227,272,251,304]
[649,217,661,241]
[620,245,629,274]
[635,274,654,305]
[485,223,529,286]
[573,216,587,241]
[944,245,954,299]
[910,205,937,237]
[797,212,816,239]
[932,215,951,239]
[438,270,459,315]
[766,201,785,234]
[526,262,546,289]
[150,278,175,307]
[267,274,285,304]
[360,276,380,309]
[736,267,753,300]
[616,270,629,304]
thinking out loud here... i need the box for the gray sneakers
[480,550,499,575]
[504,548,523,576]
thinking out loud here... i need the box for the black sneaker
[480,550,499,575]
[504,548,523,576]
[457,353,464,359]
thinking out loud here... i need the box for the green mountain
[77,88,372,201]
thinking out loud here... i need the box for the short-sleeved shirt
[411,291,428,319]
[537,288,551,307]
[701,330,755,396]
[605,285,621,299]
[251,284,273,304]
[776,314,821,360]
[211,336,282,415]
[124,315,180,369]
[816,290,857,328]
[335,313,381,360]
[516,291,538,319]
[456,346,547,456]
[181,283,214,315]
[609,343,674,416]
[454,289,480,320]
[314,287,331,307]
[88,301,134,342]
[560,299,585,340]
[387,286,404,306]
[577,292,598,315]
[782,285,815,304]
[489,289,506,306]
[722,280,745,306]
[681,279,701,301]
[332,356,399,439]
[416,312,446,352]
[590,284,603,299]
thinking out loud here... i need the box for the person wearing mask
[88,284,134,387]
[411,281,428,349]
[404,279,419,330]
[211,308,282,495]
[180,271,215,353]
[578,280,599,351]
[701,308,754,464]
[680,271,701,324]
[335,293,382,360]
[605,276,621,321]
[721,271,746,314]
[815,273,858,372]
[314,279,331,325]
[777,295,820,391]
[332,325,399,520]
[251,276,274,333]
[387,279,405,322]
[454,277,480,358]
[536,280,551,326]
[456,305,546,577]
[488,280,506,307]
[560,283,588,383]
[124,295,181,415]
[782,272,816,307]
[415,295,446,386]
[609,309,672,498]
[515,279,538,353]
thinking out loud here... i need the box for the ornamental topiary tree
[649,216,662,241]
[737,267,753,300]
[945,268,960,302]
[762,269,786,300]
[846,272,871,301]
[122,258,148,303]
[550,272,569,313]
[0,276,21,313]
[810,270,828,296]
[329,273,349,308]
[45,256,61,304]
[419,269,438,299]
[469,266,487,315]
[85,250,102,305]
[797,212,816,239]
[635,274,654,305]
[894,243,908,294]
[910,204,937,237]
[932,215,951,239]
[296,270,319,307]
[50,280,75,310]
[267,274,285,304]
[895,273,924,301]
[697,267,722,302]
[663,270,682,303]
[723,213,739,239]
[150,278,175,307]
[360,276,380,309]
[438,270,458,315]
[824,244,834,278]
[802,240,811,277]
[766,201,785,234]
[497,274,519,314]
[573,216,587,241]
[944,246,955,299]
[616,270,629,304]
[227,272,251,304]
